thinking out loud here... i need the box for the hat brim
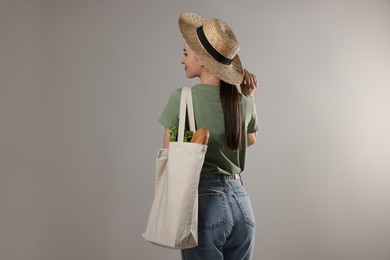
[178,13,244,85]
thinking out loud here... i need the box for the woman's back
[159,84,259,175]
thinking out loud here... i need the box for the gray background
[1,0,390,259]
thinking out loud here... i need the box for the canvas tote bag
[143,87,207,249]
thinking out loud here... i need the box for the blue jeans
[181,172,255,260]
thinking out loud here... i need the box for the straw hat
[178,12,244,85]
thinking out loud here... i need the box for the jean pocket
[234,192,255,227]
[198,192,227,230]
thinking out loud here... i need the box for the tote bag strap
[178,87,196,143]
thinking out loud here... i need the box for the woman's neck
[199,70,220,86]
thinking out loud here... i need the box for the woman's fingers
[241,69,259,97]
[244,69,258,89]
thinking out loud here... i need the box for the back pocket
[198,192,227,230]
[234,192,255,227]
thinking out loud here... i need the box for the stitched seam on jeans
[234,194,255,227]
[198,193,227,230]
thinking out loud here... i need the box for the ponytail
[220,81,242,150]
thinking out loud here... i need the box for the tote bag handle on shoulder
[178,87,195,141]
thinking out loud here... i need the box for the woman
[159,12,259,260]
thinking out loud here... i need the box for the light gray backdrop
[1,0,390,259]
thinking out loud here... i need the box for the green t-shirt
[159,84,259,175]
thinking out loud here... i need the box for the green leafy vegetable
[169,126,178,142]
[169,126,193,142]
[183,129,194,142]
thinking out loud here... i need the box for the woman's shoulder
[168,84,201,100]
[168,87,183,97]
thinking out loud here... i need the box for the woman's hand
[240,69,259,97]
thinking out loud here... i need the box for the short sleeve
[246,98,259,133]
[159,88,182,128]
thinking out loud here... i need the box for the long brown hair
[220,81,242,150]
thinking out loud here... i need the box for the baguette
[190,128,209,145]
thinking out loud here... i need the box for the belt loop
[235,173,243,185]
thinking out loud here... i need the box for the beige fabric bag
[143,87,207,249]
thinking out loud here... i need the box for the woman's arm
[247,132,257,147]
[241,69,259,147]
[163,128,171,148]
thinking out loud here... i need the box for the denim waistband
[200,172,242,184]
